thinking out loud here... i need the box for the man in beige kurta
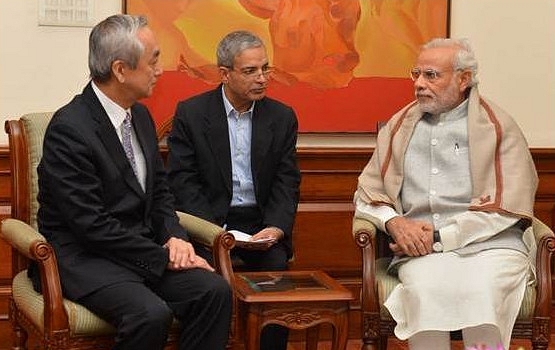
[355,38,538,350]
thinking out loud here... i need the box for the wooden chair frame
[353,216,555,350]
[3,116,238,349]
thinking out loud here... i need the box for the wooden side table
[233,270,354,350]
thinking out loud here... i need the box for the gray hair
[89,14,148,83]
[422,38,479,87]
[216,30,265,68]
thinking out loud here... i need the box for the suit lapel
[83,84,144,197]
[251,100,274,182]
[131,105,153,195]
[205,89,232,193]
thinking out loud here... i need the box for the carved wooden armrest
[176,211,225,247]
[1,218,70,332]
[531,217,555,318]
[532,217,555,242]
[175,211,236,284]
[352,216,378,257]
[1,218,46,258]
[352,217,381,314]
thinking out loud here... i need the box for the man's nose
[155,66,163,77]
[255,72,268,82]
[413,75,427,89]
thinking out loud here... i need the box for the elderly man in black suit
[32,14,232,350]
[167,30,301,350]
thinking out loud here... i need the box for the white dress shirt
[91,82,146,191]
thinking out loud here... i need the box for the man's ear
[219,66,230,84]
[459,70,472,92]
[112,60,126,83]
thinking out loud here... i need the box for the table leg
[331,311,349,350]
[305,325,319,350]
[245,312,261,350]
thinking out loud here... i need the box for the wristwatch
[432,230,443,252]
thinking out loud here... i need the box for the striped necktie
[122,112,138,176]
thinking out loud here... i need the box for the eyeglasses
[229,66,275,79]
[410,67,463,82]
[410,68,446,81]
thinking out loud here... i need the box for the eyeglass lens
[410,68,439,81]
[241,66,274,78]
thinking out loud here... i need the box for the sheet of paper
[227,229,275,243]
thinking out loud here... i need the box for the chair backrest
[156,117,173,145]
[5,112,54,272]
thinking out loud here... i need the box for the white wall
[0,0,121,145]
[451,0,555,148]
[1,0,554,147]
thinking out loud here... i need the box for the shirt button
[430,189,437,196]
[431,168,439,174]
[433,213,441,220]
[431,139,438,146]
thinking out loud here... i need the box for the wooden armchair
[353,216,555,350]
[2,113,236,349]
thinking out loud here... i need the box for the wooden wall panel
[0,145,554,342]
[534,149,555,228]
[299,172,357,202]
[297,147,369,203]
[0,149,10,204]
[0,148,12,260]
[291,203,361,274]
[0,148,11,328]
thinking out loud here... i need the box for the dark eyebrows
[241,62,269,69]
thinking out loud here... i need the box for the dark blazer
[167,86,301,257]
[32,83,188,300]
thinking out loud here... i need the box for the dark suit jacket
[32,83,188,300]
[167,86,301,258]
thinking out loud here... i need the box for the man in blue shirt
[167,30,301,350]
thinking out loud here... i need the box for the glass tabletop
[238,273,329,293]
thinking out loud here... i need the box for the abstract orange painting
[124,0,450,132]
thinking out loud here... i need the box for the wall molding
[1,145,554,339]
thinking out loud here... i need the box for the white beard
[417,82,462,115]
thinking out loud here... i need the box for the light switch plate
[38,0,95,27]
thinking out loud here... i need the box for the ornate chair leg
[361,313,380,350]
[378,335,388,350]
[531,316,550,350]
[10,299,28,350]
[11,323,27,350]
[361,338,379,350]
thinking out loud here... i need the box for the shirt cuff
[354,198,399,233]
[437,224,459,252]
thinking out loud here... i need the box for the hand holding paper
[227,229,277,250]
